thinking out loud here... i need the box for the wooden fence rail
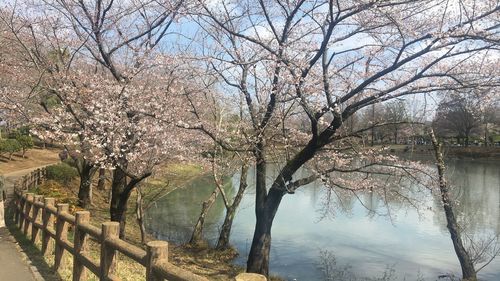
[13,168,213,281]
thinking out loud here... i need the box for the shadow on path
[4,201,63,281]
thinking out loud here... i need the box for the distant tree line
[333,93,500,147]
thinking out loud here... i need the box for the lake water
[146,159,500,281]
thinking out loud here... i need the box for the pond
[145,159,500,281]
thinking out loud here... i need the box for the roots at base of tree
[186,239,210,250]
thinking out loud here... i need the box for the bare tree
[383,100,409,144]
[216,163,249,251]
[480,97,500,146]
[433,93,482,146]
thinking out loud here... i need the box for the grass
[19,162,248,280]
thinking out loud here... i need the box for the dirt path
[1,148,60,200]
[0,148,60,175]
[3,165,57,202]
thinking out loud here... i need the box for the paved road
[0,166,55,281]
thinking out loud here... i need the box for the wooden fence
[13,168,213,281]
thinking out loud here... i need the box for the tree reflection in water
[146,160,500,280]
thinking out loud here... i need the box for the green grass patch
[46,163,79,185]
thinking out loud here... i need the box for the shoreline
[385,145,500,160]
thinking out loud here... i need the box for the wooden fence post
[31,195,43,244]
[37,168,42,185]
[14,186,20,225]
[73,211,90,281]
[54,203,69,271]
[23,193,34,236]
[146,241,168,281]
[100,222,119,281]
[41,198,55,256]
[22,176,27,190]
[30,172,35,188]
[18,192,26,229]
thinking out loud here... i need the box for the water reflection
[445,160,500,234]
[145,160,500,281]
[146,176,230,242]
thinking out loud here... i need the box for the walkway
[0,227,37,280]
[1,165,58,281]
[0,169,36,281]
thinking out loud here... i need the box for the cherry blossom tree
[48,73,189,236]
[1,0,189,237]
[1,4,103,206]
[0,11,41,130]
[183,0,500,276]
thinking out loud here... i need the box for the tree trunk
[77,163,96,208]
[247,144,287,277]
[97,168,106,190]
[216,165,248,250]
[246,117,342,277]
[247,187,284,276]
[135,186,147,245]
[189,185,220,247]
[247,216,272,275]
[484,123,489,146]
[444,205,477,280]
[430,130,477,281]
[110,167,130,239]
[371,104,375,146]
